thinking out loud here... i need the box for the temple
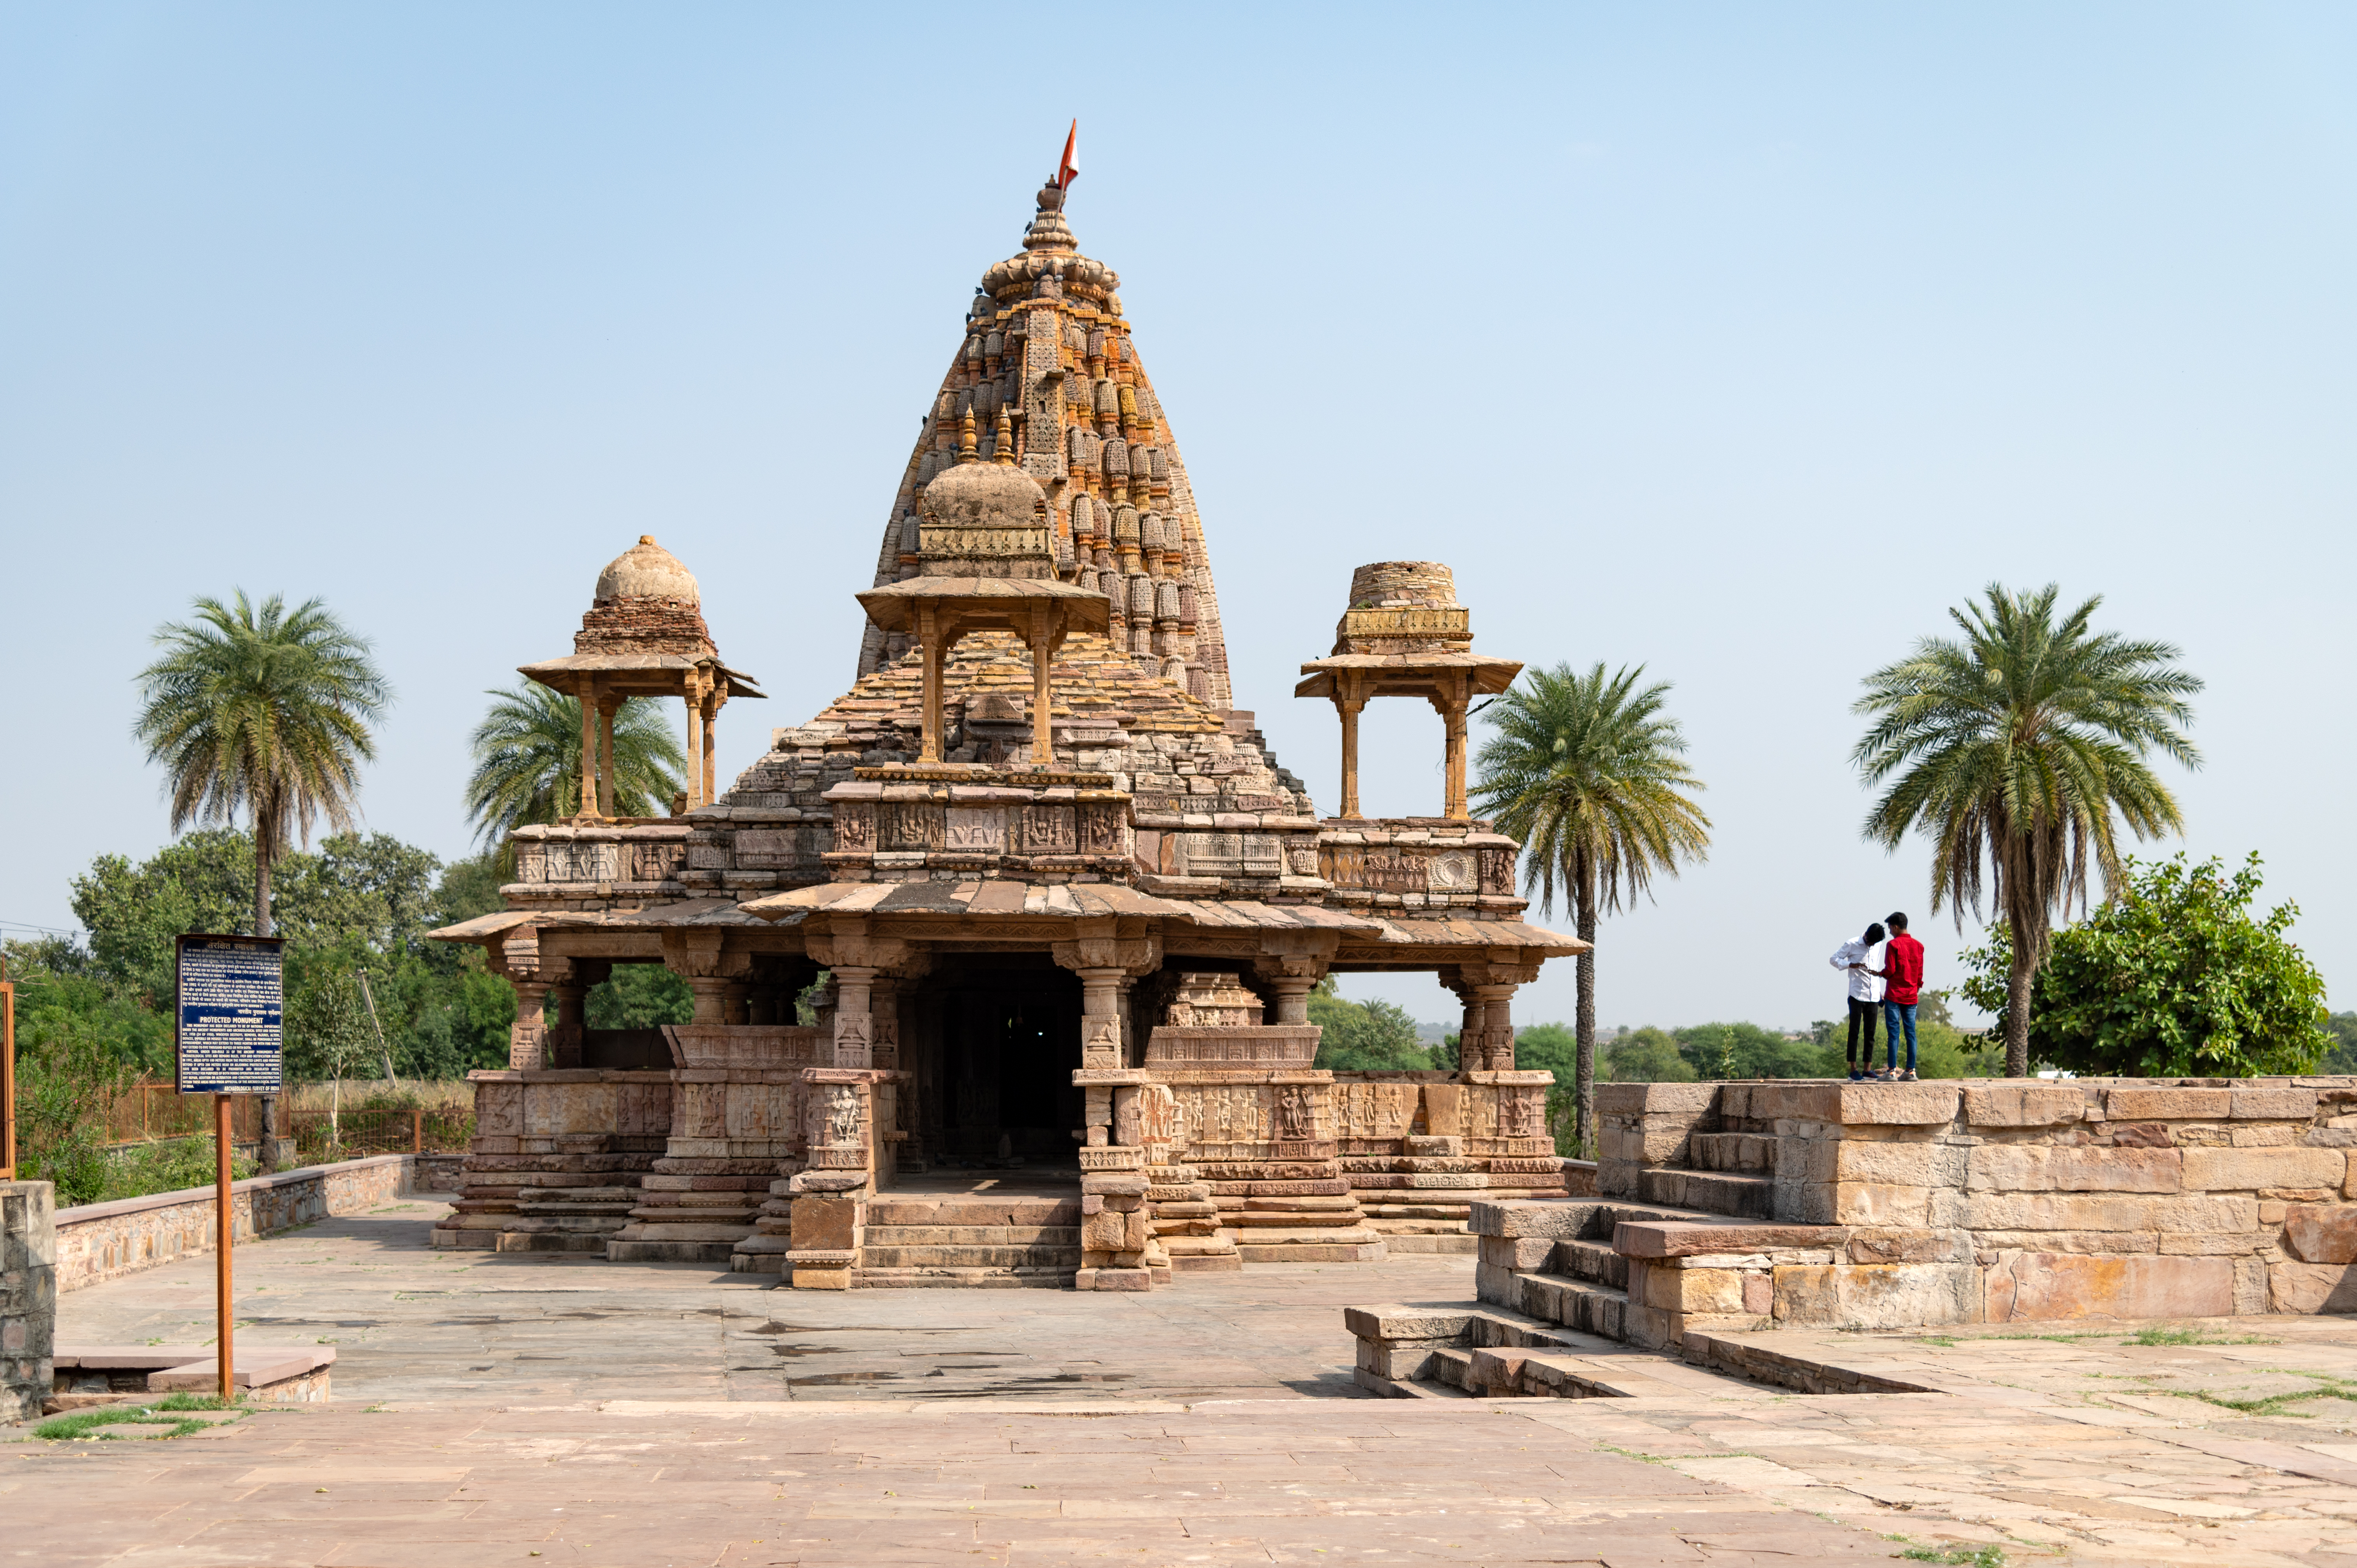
[428,171,1586,1290]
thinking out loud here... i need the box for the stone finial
[993,406,1016,467]
[958,407,980,465]
[593,535,700,606]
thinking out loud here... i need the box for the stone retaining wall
[1588,1077,2357,1332]
[53,1153,431,1293]
[2,1182,56,1423]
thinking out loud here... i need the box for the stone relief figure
[1138,1083,1184,1148]
[1276,1085,1315,1142]
[1500,1090,1540,1140]
[826,1085,864,1148]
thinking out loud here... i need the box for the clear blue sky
[4,4,2352,1035]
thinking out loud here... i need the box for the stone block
[2106,1087,2230,1120]
[1595,1082,1716,1116]
[1612,1221,1843,1258]
[1833,1140,1961,1188]
[790,1195,859,1252]
[1342,1305,1475,1342]
[1965,1192,2259,1234]
[1478,1235,1555,1271]
[2232,1087,2318,1121]
[1595,1159,1642,1198]
[1770,1261,1975,1328]
[1985,1252,2234,1321]
[1741,1271,1772,1315]
[2181,1146,2345,1192]
[1836,1082,1962,1127]
[2284,1204,2357,1264]
[2232,1124,2299,1147]
[2235,1256,2270,1314]
[1963,1084,2087,1128]
[1846,1228,1973,1265]
[2270,1261,2357,1314]
[1629,1263,1743,1314]
[1830,1183,1931,1226]
[1469,1201,1588,1239]
[1965,1144,2182,1193]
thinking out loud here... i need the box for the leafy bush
[1959,853,2330,1077]
[1308,979,1432,1070]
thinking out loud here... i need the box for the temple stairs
[847,1178,1087,1289]
[428,1071,672,1254]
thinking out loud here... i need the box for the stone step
[606,1238,739,1264]
[1235,1241,1386,1262]
[858,1225,1081,1246]
[866,1198,1081,1227]
[1380,1234,1477,1255]
[860,1244,1083,1269]
[1486,1269,1633,1342]
[853,1267,1074,1289]
[1687,1132,1777,1174]
[1635,1168,1772,1220]
[1549,1237,1627,1290]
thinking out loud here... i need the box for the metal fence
[102,1080,474,1158]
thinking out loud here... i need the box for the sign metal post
[175,934,284,1400]
[1,971,16,1181]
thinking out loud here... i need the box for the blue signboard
[175,934,284,1095]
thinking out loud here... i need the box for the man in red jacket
[1879,911,1926,1081]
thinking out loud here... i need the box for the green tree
[1958,854,2330,1078]
[69,830,260,1009]
[2323,1013,2357,1076]
[1473,662,1710,1155]
[132,592,389,1169]
[464,682,684,867]
[1306,977,1431,1071]
[1670,1022,1821,1081]
[586,964,696,1030]
[1599,1026,1697,1084]
[1853,583,2200,1078]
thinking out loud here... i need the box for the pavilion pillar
[831,965,876,1069]
[868,975,900,1070]
[1472,983,1518,1073]
[701,687,726,807]
[1028,607,1055,769]
[917,605,945,763]
[1075,967,1126,1075]
[507,979,550,1070]
[576,678,601,820]
[1445,975,1486,1075]
[684,977,732,1025]
[547,970,587,1070]
[596,694,620,818]
[684,675,706,807]
[1438,671,1470,820]
[1335,694,1365,819]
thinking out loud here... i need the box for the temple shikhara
[429,170,1585,1290]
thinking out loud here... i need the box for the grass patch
[1899,1547,2005,1567]
[2124,1323,2276,1347]
[2143,1368,2357,1419]
[34,1393,241,1443]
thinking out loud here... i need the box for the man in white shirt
[1829,922,1888,1082]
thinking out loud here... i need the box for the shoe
[1847,1070,1863,1082]
[1901,1070,1919,1081]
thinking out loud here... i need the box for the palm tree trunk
[253,824,280,1173]
[2005,943,2035,1081]
[1573,864,1598,1160]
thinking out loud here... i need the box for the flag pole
[216,1092,233,1398]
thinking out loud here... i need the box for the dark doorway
[906,956,1082,1169]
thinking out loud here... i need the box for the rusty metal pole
[216,1093,234,1399]
[412,1109,422,1155]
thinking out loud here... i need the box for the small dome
[595,535,698,604]
[919,462,1044,530]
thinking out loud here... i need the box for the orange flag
[1057,120,1079,190]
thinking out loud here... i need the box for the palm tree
[1853,583,2201,1077]
[464,682,684,867]
[1473,662,1711,1155]
[135,592,389,1172]
[134,592,391,941]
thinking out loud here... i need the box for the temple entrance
[905,956,1083,1172]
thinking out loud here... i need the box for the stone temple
[428,172,1586,1291]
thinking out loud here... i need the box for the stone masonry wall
[2,1181,57,1423]
[52,1153,415,1293]
[1595,1077,2357,1329]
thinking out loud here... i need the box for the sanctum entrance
[905,957,1082,1170]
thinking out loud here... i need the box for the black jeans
[1846,997,1880,1068]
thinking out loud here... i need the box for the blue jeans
[1883,1001,1918,1072]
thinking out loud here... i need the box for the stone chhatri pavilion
[429,170,1588,1291]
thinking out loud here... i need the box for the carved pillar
[918,605,945,763]
[1333,679,1366,820]
[507,978,550,1070]
[701,686,726,808]
[1473,984,1518,1073]
[575,677,601,820]
[1444,973,1486,1075]
[1075,968,1124,1073]
[1028,605,1056,769]
[596,694,620,818]
[868,974,900,1070]
[684,977,733,1025]
[546,968,587,1070]
[831,965,876,1069]
[1436,672,1470,820]
[684,673,705,808]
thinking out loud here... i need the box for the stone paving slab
[30,1202,2357,1561]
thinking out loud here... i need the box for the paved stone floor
[16,1202,2357,1563]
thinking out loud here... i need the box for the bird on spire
[1057,120,1079,191]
